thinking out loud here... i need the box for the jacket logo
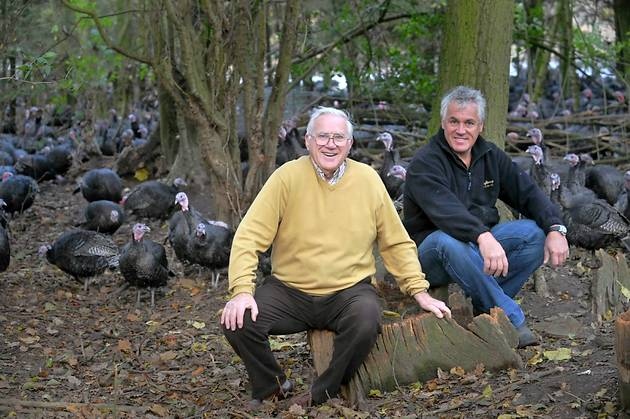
[483,180,494,188]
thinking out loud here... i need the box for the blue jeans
[418,220,545,327]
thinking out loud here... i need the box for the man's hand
[544,231,569,267]
[220,293,258,331]
[477,231,508,277]
[413,291,451,318]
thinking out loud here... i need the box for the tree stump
[616,310,630,408]
[591,250,630,322]
[308,308,522,407]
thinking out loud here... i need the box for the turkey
[119,223,172,307]
[0,198,8,229]
[39,229,119,292]
[526,145,552,197]
[168,192,210,262]
[0,199,9,272]
[74,168,123,203]
[585,161,626,211]
[562,154,597,202]
[187,221,233,287]
[0,172,38,215]
[377,132,404,180]
[78,200,125,234]
[384,164,406,201]
[550,173,630,250]
[44,142,74,177]
[122,177,187,219]
[14,152,56,181]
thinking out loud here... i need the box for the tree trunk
[591,249,630,323]
[308,308,521,407]
[429,0,514,147]
[616,310,630,409]
[613,0,630,95]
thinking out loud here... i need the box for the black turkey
[74,168,123,203]
[119,223,172,307]
[550,173,630,250]
[39,229,119,292]
[187,221,233,287]
[14,152,56,181]
[78,200,125,234]
[123,177,187,219]
[585,162,626,211]
[0,198,8,228]
[167,192,209,262]
[44,143,74,177]
[0,172,38,215]
[562,153,597,202]
[526,145,552,197]
[383,164,406,201]
[0,199,9,272]
[377,132,403,180]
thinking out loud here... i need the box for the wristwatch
[548,224,567,236]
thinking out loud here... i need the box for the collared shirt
[310,158,347,185]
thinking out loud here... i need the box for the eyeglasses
[310,132,350,146]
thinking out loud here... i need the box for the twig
[0,398,147,414]
[425,366,565,415]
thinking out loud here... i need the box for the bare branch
[60,0,154,66]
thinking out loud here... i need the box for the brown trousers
[222,276,382,403]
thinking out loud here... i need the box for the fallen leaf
[191,367,204,377]
[482,384,493,398]
[450,366,465,377]
[118,339,132,353]
[382,310,400,318]
[134,167,150,182]
[191,342,207,353]
[159,351,177,362]
[187,320,206,330]
[127,313,140,322]
[163,335,178,347]
[149,404,168,417]
[19,336,40,345]
[543,348,572,362]
[527,352,543,365]
[368,389,383,397]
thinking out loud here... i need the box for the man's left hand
[544,231,569,267]
[413,291,451,318]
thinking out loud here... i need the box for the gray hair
[306,107,354,138]
[440,86,486,123]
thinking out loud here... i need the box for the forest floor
[0,161,625,418]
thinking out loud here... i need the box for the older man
[403,86,569,348]
[221,107,450,408]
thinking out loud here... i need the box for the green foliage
[573,25,619,73]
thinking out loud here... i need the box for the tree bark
[429,0,514,147]
[616,310,630,409]
[613,0,630,94]
[591,249,630,323]
[308,308,522,407]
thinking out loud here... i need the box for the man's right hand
[220,293,258,331]
[477,231,508,277]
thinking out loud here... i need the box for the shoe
[516,323,539,348]
[248,380,294,410]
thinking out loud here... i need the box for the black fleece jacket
[403,128,563,245]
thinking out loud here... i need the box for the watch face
[551,225,567,235]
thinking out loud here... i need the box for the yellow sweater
[228,156,429,297]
